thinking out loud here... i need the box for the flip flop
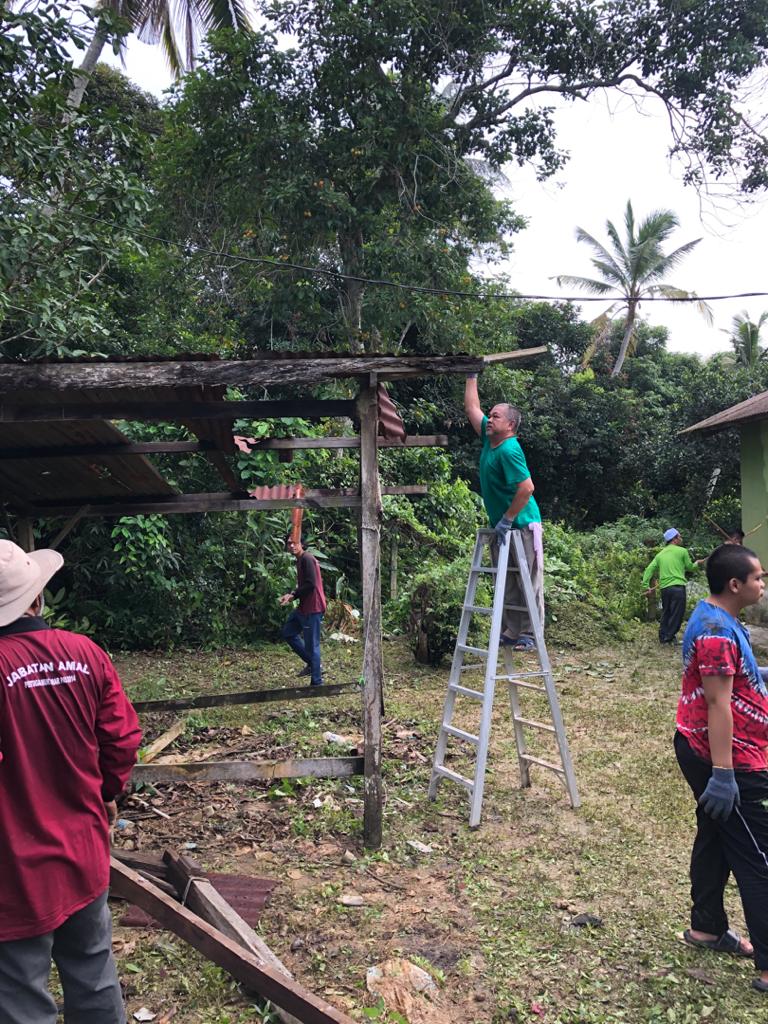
[512,635,536,651]
[683,928,752,958]
[752,978,768,992]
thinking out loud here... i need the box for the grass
[109,627,768,1023]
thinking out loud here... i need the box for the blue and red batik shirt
[677,600,768,771]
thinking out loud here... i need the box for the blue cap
[663,528,680,542]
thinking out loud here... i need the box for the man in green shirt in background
[465,374,543,651]
[642,528,699,644]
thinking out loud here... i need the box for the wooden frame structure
[0,348,544,846]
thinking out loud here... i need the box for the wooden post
[357,379,384,849]
[390,529,399,601]
[16,518,34,552]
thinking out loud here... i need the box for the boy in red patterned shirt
[675,543,768,992]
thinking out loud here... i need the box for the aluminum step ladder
[428,528,580,827]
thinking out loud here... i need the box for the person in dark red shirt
[279,533,327,686]
[675,543,768,992]
[0,540,141,1023]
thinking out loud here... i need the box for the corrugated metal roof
[119,871,277,929]
[681,390,768,435]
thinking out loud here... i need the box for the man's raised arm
[464,374,484,436]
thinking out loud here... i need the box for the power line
[131,227,768,304]
[13,198,768,305]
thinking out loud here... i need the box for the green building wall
[740,422,768,568]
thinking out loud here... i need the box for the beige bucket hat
[0,540,64,627]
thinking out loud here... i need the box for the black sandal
[683,928,752,958]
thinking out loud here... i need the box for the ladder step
[514,716,556,733]
[442,724,480,745]
[497,670,546,678]
[459,662,485,673]
[503,604,527,611]
[448,683,485,699]
[457,644,488,657]
[502,678,545,692]
[520,753,565,774]
[432,765,474,790]
[472,567,498,575]
[465,605,493,614]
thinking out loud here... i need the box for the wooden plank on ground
[132,757,364,786]
[109,859,356,1024]
[163,851,302,1024]
[140,718,187,764]
[132,682,358,714]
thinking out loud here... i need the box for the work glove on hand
[494,516,514,545]
[698,767,740,821]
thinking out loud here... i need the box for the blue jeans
[281,611,323,684]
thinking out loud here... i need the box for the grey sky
[107,38,767,359]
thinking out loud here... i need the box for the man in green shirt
[642,528,698,644]
[465,374,543,650]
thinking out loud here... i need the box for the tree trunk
[67,21,110,112]
[610,303,637,377]
[339,229,366,354]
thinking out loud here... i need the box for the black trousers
[660,585,687,642]
[675,732,768,970]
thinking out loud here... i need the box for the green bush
[390,557,491,666]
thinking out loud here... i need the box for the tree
[0,6,151,357]
[720,311,768,370]
[149,0,768,355]
[557,201,710,377]
[67,0,251,110]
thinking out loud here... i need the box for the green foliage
[0,5,151,357]
[392,557,491,666]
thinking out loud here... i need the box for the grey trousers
[0,891,125,1024]
[491,529,545,639]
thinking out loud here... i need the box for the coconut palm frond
[555,274,617,296]
[651,284,713,325]
[580,310,615,369]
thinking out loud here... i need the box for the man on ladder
[464,373,544,651]
[428,374,577,825]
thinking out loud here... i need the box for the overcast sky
[106,38,768,359]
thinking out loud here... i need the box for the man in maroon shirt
[279,533,327,686]
[0,540,141,1023]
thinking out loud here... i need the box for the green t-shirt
[478,415,541,528]
[641,544,696,590]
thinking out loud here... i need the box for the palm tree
[68,0,251,110]
[557,200,710,377]
[720,311,768,370]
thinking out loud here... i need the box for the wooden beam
[0,435,448,463]
[140,719,187,764]
[29,485,428,518]
[132,682,358,714]
[482,346,548,364]
[0,441,209,460]
[0,355,484,393]
[132,756,364,785]
[0,400,356,424]
[203,449,242,492]
[357,383,384,850]
[16,518,34,552]
[0,434,448,461]
[245,434,449,452]
[163,851,302,1024]
[108,859,356,1024]
[46,506,90,550]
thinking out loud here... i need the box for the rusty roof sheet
[120,871,277,929]
[0,419,177,506]
[681,390,768,435]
